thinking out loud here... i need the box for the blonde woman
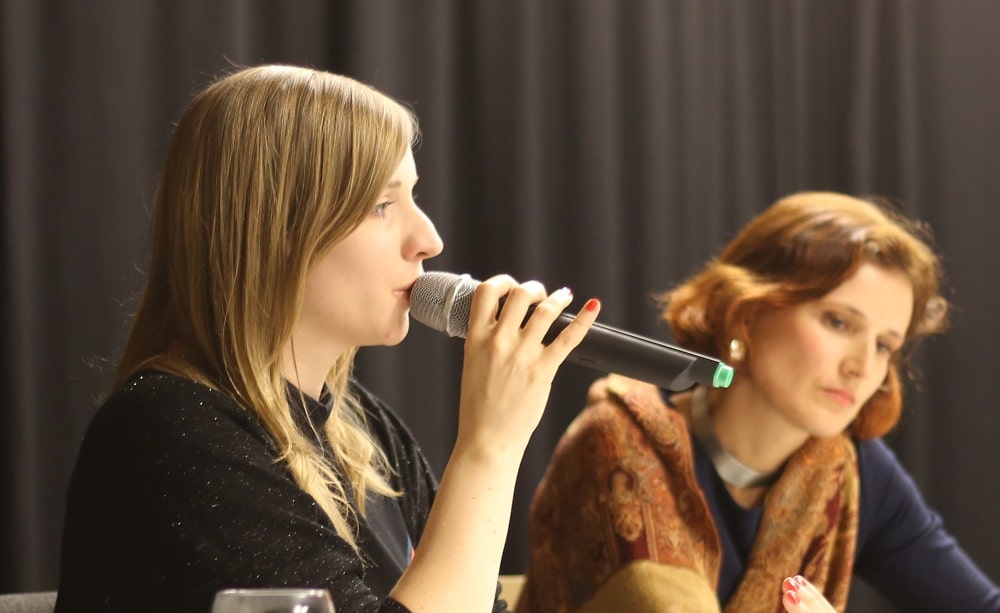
[55,65,599,612]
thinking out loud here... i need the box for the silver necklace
[689,386,781,489]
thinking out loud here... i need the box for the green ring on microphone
[713,364,735,388]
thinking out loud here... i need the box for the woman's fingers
[455,274,600,451]
[781,576,837,613]
[466,274,599,364]
[542,296,600,360]
[465,275,518,334]
[493,280,551,333]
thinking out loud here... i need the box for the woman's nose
[407,204,444,260]
[841,339,870,378]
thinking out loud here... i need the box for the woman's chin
[380,320,411,347]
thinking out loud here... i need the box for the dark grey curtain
[3,2,999,611]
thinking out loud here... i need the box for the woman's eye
[876,340,899,355]
[373,201,392,217]
[824,313,848,330]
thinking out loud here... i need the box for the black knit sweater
[55,371,502,612]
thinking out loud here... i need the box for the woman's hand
[455,274,600,457]
[391,275,599,612]
[781,576,837,613]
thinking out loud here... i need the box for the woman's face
[292,148,443,368]
[744,262,914,439]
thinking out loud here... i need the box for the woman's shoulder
[95,371,240,426]
[552,375,689,467]
[854,436,934,543]
[577,375,684,432]
[854,437,908,478]
[82,370,267,461]
[853,437,920,511]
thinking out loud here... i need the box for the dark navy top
[694,435,1000,611]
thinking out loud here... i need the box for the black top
[695,436,1000,611]
[55,371,510,612]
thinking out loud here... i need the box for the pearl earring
[729,338,745,362]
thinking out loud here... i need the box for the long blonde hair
[117,65,417,550]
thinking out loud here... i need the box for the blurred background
[2,1,998,611]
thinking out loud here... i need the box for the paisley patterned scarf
[517,375,859,613]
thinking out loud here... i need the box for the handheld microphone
[409,272,734,391]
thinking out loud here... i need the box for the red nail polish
[786,590,800,605]
[585,298,600,312]
[782,578,798,592]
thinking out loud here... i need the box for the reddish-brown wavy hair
[661,192,949,439]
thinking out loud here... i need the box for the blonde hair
[116,65,418,550]
[662,192,949,439]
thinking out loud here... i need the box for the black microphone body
[410,272,733,391]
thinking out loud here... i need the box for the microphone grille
[410,272,480,338]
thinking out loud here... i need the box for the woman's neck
[705,382,810,477]
[281,341,339,401]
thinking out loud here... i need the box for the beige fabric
[501,574,526,610]
[577,561,721,613]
